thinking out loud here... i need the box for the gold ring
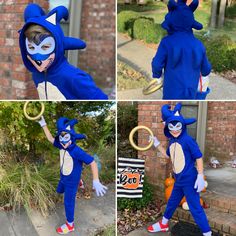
[129,125,154,151]
[23,101,45,120]
[143,79,163,95]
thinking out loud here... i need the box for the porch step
[161,204,236,235]
[201,191,236,215]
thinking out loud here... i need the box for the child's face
[168,121,182,138]
[25,36,56,72]
[59,132,72,149]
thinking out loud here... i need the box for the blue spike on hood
[19,3,86,73]
[161,103,196,138]
[161,0,202,34]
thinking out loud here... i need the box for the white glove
[93,179,108,197]
[38,116,46,127]
[194,173,205,192]
[149,135,160,147]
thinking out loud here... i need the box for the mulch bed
[117,200,163,235]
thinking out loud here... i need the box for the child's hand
[37,116,47,127]
[149,135,160,148]
[194,173,205,192]
[93,179,108,197]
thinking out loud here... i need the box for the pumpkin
[182,198,204,211]
[165,173,175,187]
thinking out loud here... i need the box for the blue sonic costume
[152,0,211,100]
[53,117,94,224]
[148,103,211,236]
[19,4,108,100]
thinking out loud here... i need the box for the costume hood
[19,3,86,73]
[161,103,196,138]
[161,0,203,34]
[55,117,86,143]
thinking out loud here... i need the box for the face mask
[168,122,182,131]
[59,133,71,145]
[26,36,56,72]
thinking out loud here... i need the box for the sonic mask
[26,36,55,72]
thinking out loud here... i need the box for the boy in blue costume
[19,4,108,100]
[147,103,212,236]
[152,0,211,100]
[37,116,107,234]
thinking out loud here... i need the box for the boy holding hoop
[37,116,107,234]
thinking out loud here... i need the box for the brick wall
[0,0,115,99]
[138,101,172,198]
[80,0,115,90]
[138,102,236,197]
[0,0,48,99]
[205,102,236,162]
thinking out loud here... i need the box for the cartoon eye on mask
[25,36,56,72]
[26,36,55,58]
[168,122,182,131]
[59,133,71,145]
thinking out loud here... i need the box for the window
[181,102,208,153]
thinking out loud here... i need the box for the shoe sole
[57,229,75,235]
[147,228,169,233]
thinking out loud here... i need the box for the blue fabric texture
[19,3,108,100]
[53,117,94,222]
[161,103,210,233]
[152,0,211,99]
[164,184,211,233]
[56,181,79,222]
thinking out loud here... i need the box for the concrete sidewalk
[117,33,236,100]
[0,210,38,236]
[0,183,115,236]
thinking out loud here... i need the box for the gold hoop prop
[23,101,45,121]
[129,125,154,151]
[143,79,163,95]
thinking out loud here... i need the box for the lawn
[117,61,148,90]
[118,1,236,42]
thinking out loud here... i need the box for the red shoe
[56,222,75,234]
[147,220,169,233]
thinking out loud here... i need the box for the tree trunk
[210,0,218,28]
[218,0,227,27]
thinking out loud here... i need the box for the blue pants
[57,181,79,223]
[164,184,211,233]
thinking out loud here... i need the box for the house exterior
[137,101,236,197]
[0,0,115,99]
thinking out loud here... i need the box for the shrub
[117,178,153,210]
[117,11,139,33]
[204,35,236,72]
[226,4,236,19]
[133,17,166,43]
[0,162,59,217]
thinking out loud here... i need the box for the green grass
[117,61,148,90]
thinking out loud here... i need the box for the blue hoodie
[19,4,108,100]
[152,0,211,100]
[53,117,94,185]
[162,103,202,186]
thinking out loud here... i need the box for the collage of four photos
[0,0,236,236]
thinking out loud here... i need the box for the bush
[226,4,236,19]
[204,35,236,72]
[0,162,59,217]
[133,17,166,43]
[117,178,153,210]
[117,11,139,33]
